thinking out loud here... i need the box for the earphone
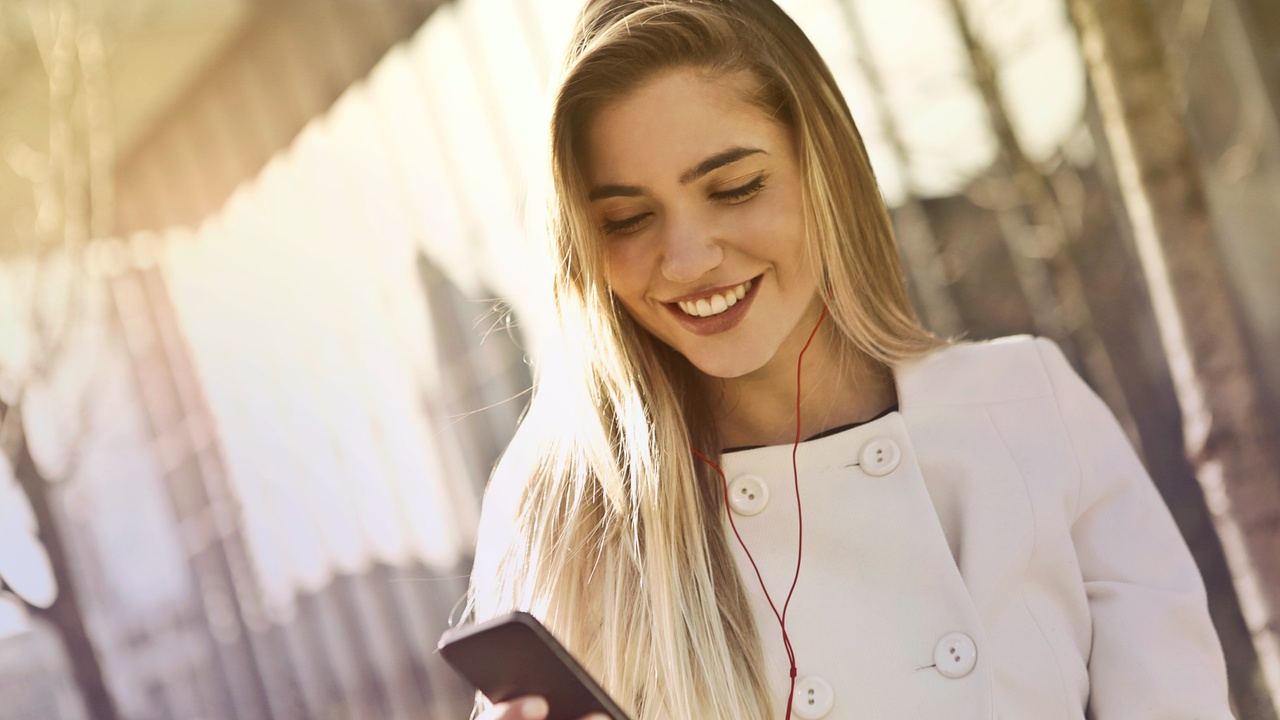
[693,304,828,720]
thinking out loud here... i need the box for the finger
[493,695,548,720]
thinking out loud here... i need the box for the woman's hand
[476,695,610,720]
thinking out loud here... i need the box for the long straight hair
[468,2,942,718]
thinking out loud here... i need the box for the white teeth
[676,280,753,318]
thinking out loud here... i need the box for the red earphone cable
[692,305,828,720]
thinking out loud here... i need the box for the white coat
[718,335,1234,720]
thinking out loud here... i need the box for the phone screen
[437,612,633,720]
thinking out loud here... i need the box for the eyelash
[712,174,766,203]
[602,214,650,236]
[600,175,767,236]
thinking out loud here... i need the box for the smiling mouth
[674,279,753,318]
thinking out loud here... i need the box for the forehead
[583,68,789,183]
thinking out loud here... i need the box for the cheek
[736,221,809,283]
[604,240,651,301]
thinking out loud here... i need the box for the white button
[727,475,769,516]
[791,675,834,719]
[934,632,978,678]
[859,438,901,476]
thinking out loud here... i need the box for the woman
[466,1,1235,718]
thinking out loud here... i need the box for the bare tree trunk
[2,399,119,720]
[1067,0,1280,714]
[942,0,1142,452]
[833,0,966,339]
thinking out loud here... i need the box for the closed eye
[711,174,766,203]
[602,212,652,236]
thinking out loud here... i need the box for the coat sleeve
[1034,338,1235,720]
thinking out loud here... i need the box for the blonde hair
[468,1,942,718]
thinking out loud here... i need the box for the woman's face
[584,67,824,380]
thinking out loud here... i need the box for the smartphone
[437,611,633,720]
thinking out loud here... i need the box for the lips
[664,276,761,336]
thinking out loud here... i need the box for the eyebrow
[587,146,767,201]
[680,146,765,184]
[588,184,644,201]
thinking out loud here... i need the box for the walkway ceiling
[0,0,251,259]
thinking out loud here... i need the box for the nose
[659,211,724,284]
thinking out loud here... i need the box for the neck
[707,323,898,450]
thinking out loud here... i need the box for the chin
[638,322,768,379]
[681,348,766,380]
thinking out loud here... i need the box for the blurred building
[1,1,530,718]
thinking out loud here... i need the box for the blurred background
[0,0,1277,718]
